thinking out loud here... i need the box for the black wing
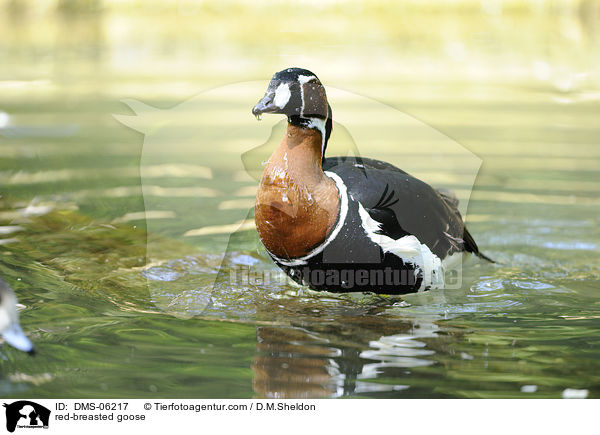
[435,187,494,262]
[324,156,492,262]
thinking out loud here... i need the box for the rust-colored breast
[255,123,340,260]
[255,170,339,259]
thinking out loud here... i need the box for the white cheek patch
[273,83,291,109]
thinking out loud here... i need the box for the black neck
[287,115,319,128]
[287,105,333,162]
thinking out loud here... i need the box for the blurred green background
[0,0,598,398]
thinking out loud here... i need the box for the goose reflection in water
[251,309,442,398]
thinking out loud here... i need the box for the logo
[3,401,50,432]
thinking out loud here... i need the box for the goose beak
[252,92,279,117]
[2,322,34,354]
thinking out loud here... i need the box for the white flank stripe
[357,202,444,290]
[357,203,421,258]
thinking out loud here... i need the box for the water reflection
[251,310,442,398]
[140,244,449,398]
[253,326,342,398]
[1,202,598,397]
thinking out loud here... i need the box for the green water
[0,2,599,398]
